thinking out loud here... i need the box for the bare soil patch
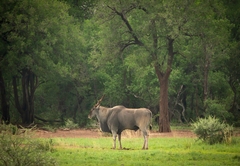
[35,129,197,138]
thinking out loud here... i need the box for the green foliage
[61,119,79,130]
[0,124,56,166]
[204,99,233,120]
[0,0,89,124]
[0,0,239,128]
[60,0,96,21]
[192,116,233,144]
[89,0,235,125]
[36,139,55,152]
[0,123,19,135]
[76,111,90,127]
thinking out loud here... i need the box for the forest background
[0,0,239,132]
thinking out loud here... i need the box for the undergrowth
[0,123,56,166]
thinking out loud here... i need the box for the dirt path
[35,129,197,138]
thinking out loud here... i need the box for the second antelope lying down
[88,99,152,150]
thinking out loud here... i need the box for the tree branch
[119,40,138,52]
[107,5,144,48]
[178,100,188,123]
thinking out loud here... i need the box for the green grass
[44,137,240,166]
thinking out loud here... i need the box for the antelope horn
[96,95,105,106]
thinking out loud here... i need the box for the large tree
[92,0,230,132]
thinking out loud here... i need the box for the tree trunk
[153,38,174,133]
[150,19,173,132]
[203,43,210,111]
[154,63,171,131]
[228,77,239,116]
[13,76,23,116]
[13,69,38,124]
[195,85,199,117]
[73,95,84,122]
[0,70,10,124]
[159,76,171,132]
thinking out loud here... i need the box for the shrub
[192,116,233,144]
[61,119,79,130]
[41,125,57,132]
[0,123,19,135]
[0,123,56,166]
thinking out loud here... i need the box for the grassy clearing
[45,136,240,166]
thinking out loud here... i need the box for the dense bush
[61,119,79,130]
[0,123,56,166]
[192,116,233,144]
